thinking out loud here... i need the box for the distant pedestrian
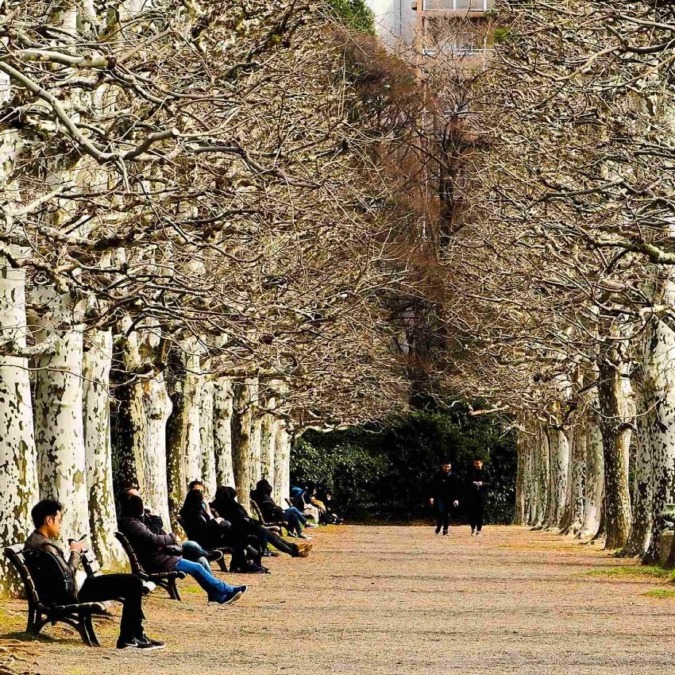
[428,460,460,536]
[466,459,492,537]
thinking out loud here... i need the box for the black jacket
[466,468,492,505]
[429,470,461,504]
[24,530,81,604]
[118,515,180,573]
[250,489,284,522]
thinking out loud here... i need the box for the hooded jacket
[118,515,180,573]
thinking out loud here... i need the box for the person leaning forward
[24,499,165,651]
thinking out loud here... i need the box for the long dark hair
[180,488,205,518]
[120,494,144,518]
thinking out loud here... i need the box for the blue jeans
[175,558,234,600]
[181,541,210,571]
[283,507,306,534]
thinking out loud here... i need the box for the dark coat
[24,530,81,603]
[250,489,284,522]
[429,470,461,505]
[118,515,180,573]
[466,467,492,506]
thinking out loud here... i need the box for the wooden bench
[114,532,185,601]
[250,499,286,535]
[175,515,231,573]
[4,545,106,647]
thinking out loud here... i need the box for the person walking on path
[428,460,461,536]
[466,459,492,537]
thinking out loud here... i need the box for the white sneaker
[476,531,483,537]
[470,531,476,537]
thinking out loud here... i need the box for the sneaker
[287,532,298,538]
[305,523,319,529]
[434,526,441,535]
[476,531,483,537]
[206,550,224,563]
[117,636,164,651]
[442,530,449,536]
[470,530,476,537]
[216,586,247,606]
[294,543,313,557]
[141,581,157,595]
[137,634,166,650]
[298,533,312,540]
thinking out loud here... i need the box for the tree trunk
[514,429,527,526]
[251,412,263,487]
[274,422,292,505]
[142,373,172,526]
[231,378,256,510]
[167,344,202,529]
[580,420,604,540]
[597,356,632,549]
[0,258,40,595]
[560,424,586,536]
[34,292,90,550]
[531,423,550,528]
[199,379,217,497]
[260,412,277,484]
[545,426,570,530]
[213,378,235,488]
[82,330,125,569]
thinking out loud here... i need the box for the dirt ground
[3,525,675,674]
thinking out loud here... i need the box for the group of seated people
[22,478,341,652]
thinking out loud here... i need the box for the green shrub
[326,0,376,34]
[291,401,517,523]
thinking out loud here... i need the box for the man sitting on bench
[25,499,165,651]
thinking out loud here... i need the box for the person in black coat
[466,458,492,536]
[211,486,312,559]
[428,460,461,535]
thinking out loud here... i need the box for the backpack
[24,548,79,606]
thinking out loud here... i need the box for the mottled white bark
[184,348,203,486]
[545,426,570,530]
[251,411,263,487]
[531,423,550,528]
[0,258,39,595]
[580,419,605,540]
[260,410,277,485]
[597,355,632,549]
[560,424,586,536]
[83,330,125,569]
[213,377,235,488]
[34,291,89,550]
[199,379,217,497]
[231,378,256,510]
[167,342,203,527]
[142,373,172,526]
[274,422,292,506]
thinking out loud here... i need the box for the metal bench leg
[26,607,37,634]
[83,613,100,647]
[77,614,94,647]
[168,577,181,602]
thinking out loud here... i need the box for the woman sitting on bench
[118,495,247,605]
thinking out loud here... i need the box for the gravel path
[3,525,675,674]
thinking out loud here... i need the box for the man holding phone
[25,499,165,651]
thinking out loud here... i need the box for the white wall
[365,0,417,51]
